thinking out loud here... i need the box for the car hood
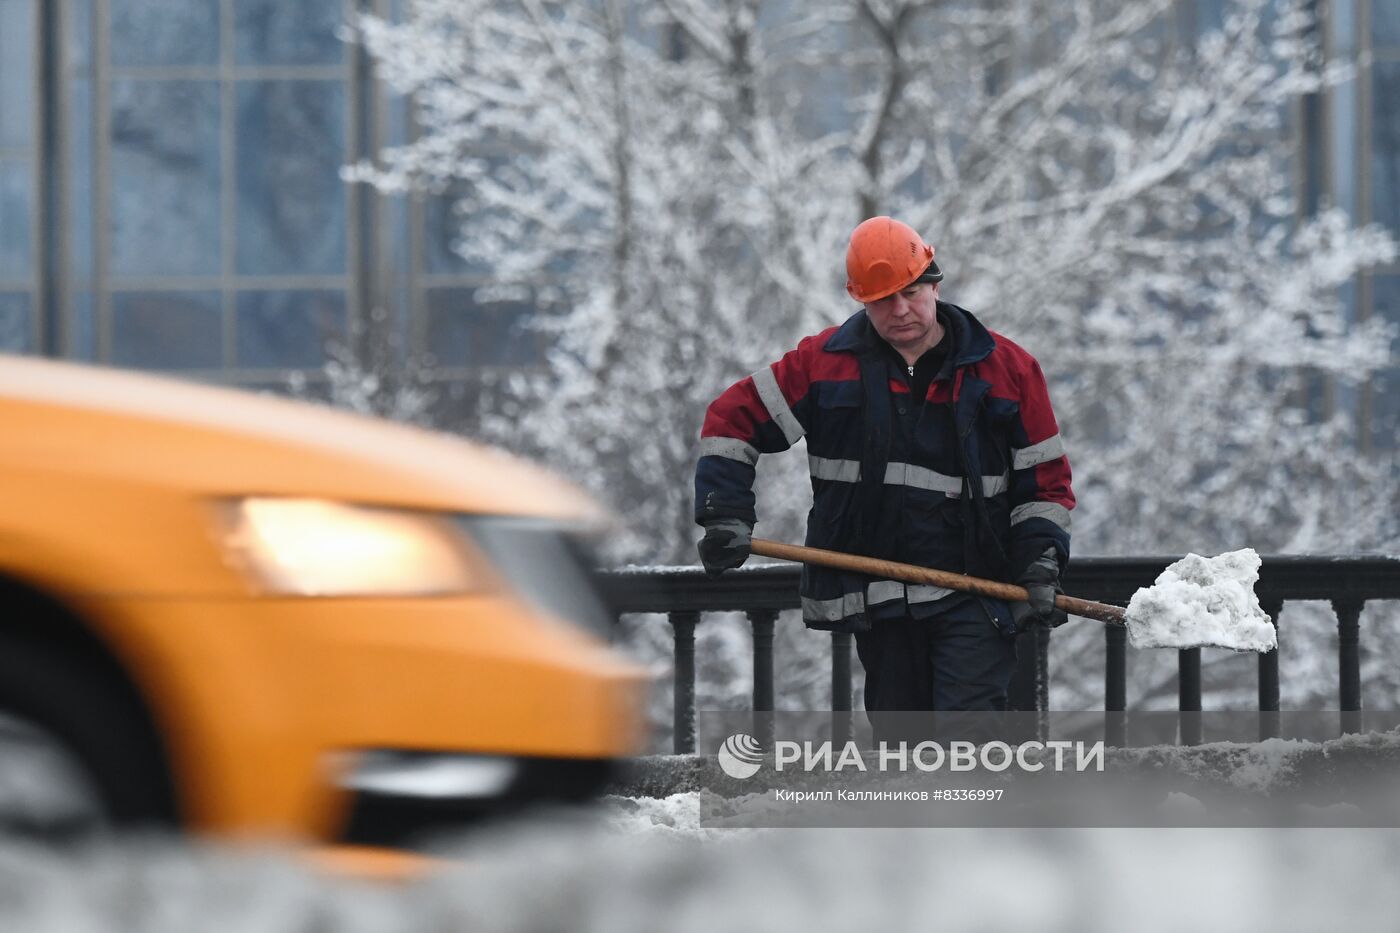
[0,355,605,522]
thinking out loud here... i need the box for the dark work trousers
[855,600,1017,745]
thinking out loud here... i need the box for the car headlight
[218,498,478,597]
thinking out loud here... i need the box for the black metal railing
[598,556,1400,753]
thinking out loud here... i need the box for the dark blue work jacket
[696,303,1074,634]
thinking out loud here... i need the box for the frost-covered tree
[348,0,1399,716]
[287,305,439,426]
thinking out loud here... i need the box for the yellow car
[0,354,647,850]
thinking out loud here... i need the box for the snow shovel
[749,538,1126,624]
[748,539,1278,652]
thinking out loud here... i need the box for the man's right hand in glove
[697,519,753,576]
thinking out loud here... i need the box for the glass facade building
[0,0,1393,444]
[0,0,545,394]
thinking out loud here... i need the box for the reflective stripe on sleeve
[802,592,865,622]
[1012,434,1065,470]
[1010,501,1072,532]
[750,365,805,446]
[699,436,761,466]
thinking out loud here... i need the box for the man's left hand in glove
[1010,548,1069,633]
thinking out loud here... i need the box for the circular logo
[716,733,764,779]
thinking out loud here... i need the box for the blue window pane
[236,289,346,368]
[236,81,346,275]
[424,191,478,275]
[66,74,95,279]
[1371,62,1400,234]
[110,80,221,276]
[110,0,219,67]
[1302,90,1323,215]
[0,158,31,280]
[65,0,96,284]
[1339,278,1358,327]
[0,291,30,351]
[235,0,345,66]
[70,290,96,361]
[1376,3,1400,48]
[1334,0,1357,54]
[0,0,33,149]
[112,291,221,369]
[425,287,549,367]
[66,0,93,68]
[424,156,527,276]
[1375,275,1400,327]
[1194,0,1224,34]
[1372,368,1399,450]
[1372,276,1400,450]
[1333,77,1357,220]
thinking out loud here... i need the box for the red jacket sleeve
[694,338,818,525]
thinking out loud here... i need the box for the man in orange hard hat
[694,216,1075,714]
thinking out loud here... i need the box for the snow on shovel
[748,539,1276,653]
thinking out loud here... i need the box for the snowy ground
[4,728,1399,930]
[5,730,1400,929]
[1,801,1400,932]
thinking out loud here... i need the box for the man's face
[864,282,940,353]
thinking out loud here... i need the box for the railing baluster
[1106,623,1127,746]
[748,609,776,747]
[669,610,698,754]
[1035,626,1051,713]
[1335,597,1364,734]
[831,631,853,745]
[1258,598,1282,741]
[1008,627,1046,712]
[1178,647,1202,745]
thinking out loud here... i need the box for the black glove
[697,519,753,576]
[1011,548,1068,632]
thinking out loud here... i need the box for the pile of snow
[1219,738,1310,792]
[597,793,704,836]
[1125,549,1276,652]
[598,792,800,838]
[1115,729,1400,796]
[1116,736,1311,794]
[5,820,1400,931]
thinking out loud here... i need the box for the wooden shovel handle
[749,538,1126,626]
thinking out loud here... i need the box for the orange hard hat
[845,216,943,303]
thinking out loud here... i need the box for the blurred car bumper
[81,591,647,841]
[336,753,620,849]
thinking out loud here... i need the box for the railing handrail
[599,554,1400,613]
[596,555,1400,752]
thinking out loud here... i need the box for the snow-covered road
[1,797,1398,932]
